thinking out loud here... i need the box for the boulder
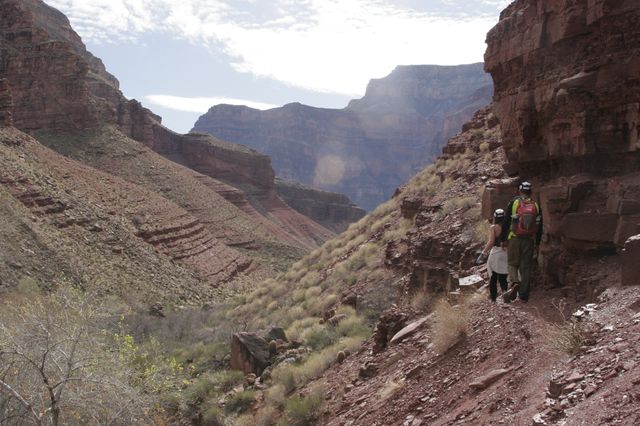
[373,306,408,353]
[458,275,484,291]
[481,178,518,220]
[264,326,288,343]
[230,332,271,375]
[390,314,432,344]
[622,235,640,286]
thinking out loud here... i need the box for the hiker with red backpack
[500,182,542,303]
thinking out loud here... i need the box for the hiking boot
[509,283,520,301]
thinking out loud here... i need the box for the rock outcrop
[0,0,334,255]
[193,64,492,211]
[230,333,271,376]
[275,179,366,233]
[0,79,13,127]
[485,0,640,287]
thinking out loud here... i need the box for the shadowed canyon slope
[0,0,336,295]
[192,64,493,211]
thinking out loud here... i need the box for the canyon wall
[0,0,335,254]
[192,65,492,211]
[275,179,366,233]
[485,0,640,286]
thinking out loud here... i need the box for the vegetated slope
[182,107,508,425]
[193,64,492,211]
[0,0,333,266]
[216,109,637,426]
[0,127,226,303]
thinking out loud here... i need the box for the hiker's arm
[500,200,513,243]
[536,204,543,245]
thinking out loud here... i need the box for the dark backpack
[513,198,538,237]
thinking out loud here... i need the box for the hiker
[500,181,542,303]
[476,209,508,302]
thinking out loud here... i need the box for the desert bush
[543,300,589,355]
[284,387,324,426]
[265,384,287,408]
[410,289,430,312]
[0,289,150,426]
[254,405,280,426]
[184,376,219,406]
[225,390,256,414]
[202,406,225,426]
[303,324,338,350]
[431,298,471,354]
[335,315,370,338]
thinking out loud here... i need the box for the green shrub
[202,406,225,426]
[266,384,287,408]
[303,325,338,350]
[254,405,280,426]
[284,388,324,426]
[225,390,255,414]
[272,366,297,394]
[184,377,219,406]
[211,370,244,393]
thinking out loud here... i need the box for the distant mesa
[193,63,493,211]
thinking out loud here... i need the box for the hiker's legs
[507,238,522,284]
[498,273,508,292]
[518,238,535,301]
[489,272,498,301]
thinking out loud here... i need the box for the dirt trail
[303,284,640,426]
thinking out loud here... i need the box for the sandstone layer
[275,179,366,233]
[192,64,492,211]
[485,0,640,287]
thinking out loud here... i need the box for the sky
[46,0,511,133]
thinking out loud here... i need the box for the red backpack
[513,197,538,237]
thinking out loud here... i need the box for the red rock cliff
[0,0,333,250]
[485,0,640,286]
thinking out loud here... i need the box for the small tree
[0,289,149,425]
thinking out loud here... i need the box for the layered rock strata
[193,65,492,211]
[485,0,640,286]
[0,0,333,257]
[275,179,366,233]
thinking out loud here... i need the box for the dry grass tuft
[431,298,471,354]
[543,300,589,355]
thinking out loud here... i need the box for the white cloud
[144,94,278,112]
[46,0,505,96]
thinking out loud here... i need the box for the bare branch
[0,378,41,424]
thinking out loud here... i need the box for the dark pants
[507,236,535,301]
[489,272,508,301]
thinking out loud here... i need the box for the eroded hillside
[0,0,345,296]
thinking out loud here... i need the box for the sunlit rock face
[192,64,492,211]
[485,0,640,287]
